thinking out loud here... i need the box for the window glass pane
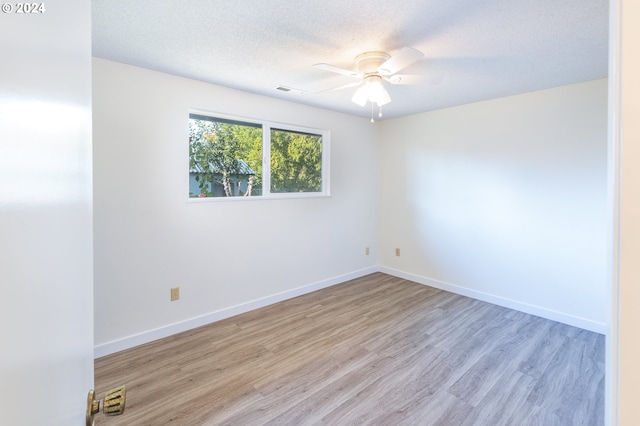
[189,116,263,197]
[270,128,323,193]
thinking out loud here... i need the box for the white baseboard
[378,266,607,335]
[94,266,378,358]
[95,265,606,358]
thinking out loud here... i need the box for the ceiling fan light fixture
[351,75,391,107]
[351,85,369,107]
[374,88,391,106]
[317,47,425,111]
[369,81,391,106]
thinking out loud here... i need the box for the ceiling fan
[313,47,426,118]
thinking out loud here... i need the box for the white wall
[93,59,379,354]
[378,79,608,332]
[0,1,94,423]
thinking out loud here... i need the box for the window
[189,112,329,199]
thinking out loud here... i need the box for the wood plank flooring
[94,273,604,425]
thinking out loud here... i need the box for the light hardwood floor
[94,273,604,425]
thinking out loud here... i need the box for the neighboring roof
[190,159,255,176]
[92,0,608,120]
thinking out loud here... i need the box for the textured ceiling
[92,0,609,120]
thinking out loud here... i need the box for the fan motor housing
[354,51,390,74]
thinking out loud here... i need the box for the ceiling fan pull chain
[370,102,375,123]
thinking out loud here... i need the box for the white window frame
[188,110,330,201]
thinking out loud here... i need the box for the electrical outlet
[365,247,370,255]
[170,287,180,301]
[395,248,400,256]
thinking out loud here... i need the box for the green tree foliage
[189,119,262,196]
[233,124,263,188]
[270,129,322,193]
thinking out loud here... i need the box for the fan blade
[315,81,361,94]
[313,63,361,78]
[385,74,429,85]
[378,47,424,76]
